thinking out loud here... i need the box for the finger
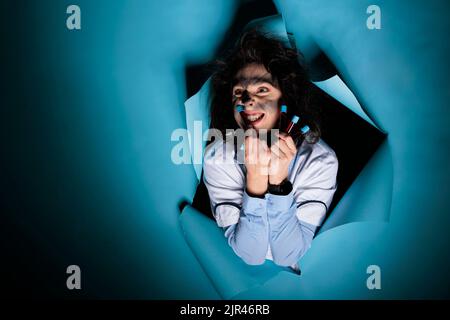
[283,135,297,154]
[244,136,250,154]
[276,131,290,140]
[277,139,293,157]
[271,143,287,160]
[245,136,256,164]
[274,138,290,155]
[276,132,296,149]
[247,135,258,151]
[261,139,272,161]
[250,137,259,164]
[259,137,269,149]
[258,139,268,155]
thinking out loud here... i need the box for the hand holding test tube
[282,109,311,142]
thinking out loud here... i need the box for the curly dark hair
[209,28,321,144]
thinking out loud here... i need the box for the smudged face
[232,63,282,131]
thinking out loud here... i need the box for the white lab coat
[203,134,338,267]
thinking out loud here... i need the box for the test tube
[278,104,288,133]
[285,115,300,134]
[300,125,310,134]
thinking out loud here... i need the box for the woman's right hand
[244,134,270,196]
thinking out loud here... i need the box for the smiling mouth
[245,113,265,123]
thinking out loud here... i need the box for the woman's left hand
[269,132,297,185]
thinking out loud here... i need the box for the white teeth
[246,114,263,122]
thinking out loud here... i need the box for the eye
[257,87,269,94]
[233,88,243,97]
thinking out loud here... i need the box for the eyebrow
[233,75,276,87]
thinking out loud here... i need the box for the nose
[241,90,255,108]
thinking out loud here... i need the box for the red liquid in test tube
[285,115,300,135]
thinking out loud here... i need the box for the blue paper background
[2,0,450,298]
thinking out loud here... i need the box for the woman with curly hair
[202,29,338,272]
